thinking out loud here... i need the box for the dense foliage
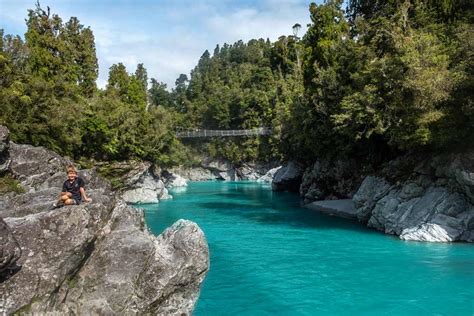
[1,1,472,168]
[0,4,185,166]
[286,0,474,163]
[167,38,303,163]
[170,0,473,164]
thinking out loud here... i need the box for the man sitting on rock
[53,165,92,208]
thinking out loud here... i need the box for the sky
[0,0,320,89]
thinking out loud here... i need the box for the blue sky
[0,0,321,89]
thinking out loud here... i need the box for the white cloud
[1,0,313,89]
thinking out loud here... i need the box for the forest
[1,0,472,168]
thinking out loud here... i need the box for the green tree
[149,78,172,108]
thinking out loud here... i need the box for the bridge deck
[176,128,272,138]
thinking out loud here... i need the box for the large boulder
[1,203,209,314]
[352,151,474,242]
[8,143,73,192]
[0,126,209,314]
[1,143,111,218]
[272,161,304,192]
[121,174,166,204]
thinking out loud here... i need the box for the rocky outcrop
[169,166,217,182]
[0,126,10,174]
[202,158,237,181]
[352,152,474,242]
[168,159,237,182]
[353,176,392,222]
[0,218,21,279]
[272,161,304,192]
[236,162,277,181]
[300,158,363,203]
[400,223,461,242]
[0,126,209,314]
[105,161,171,204]
[257,166,282,183]
[305,199,357,220]
[169,159,276,182]
[161,170,188,188]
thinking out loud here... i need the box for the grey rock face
[431,153,474,204]
[122,176,166,204]
[400,223,461,242]
[0,126,10,173]
[236,164,261,181]
[0,218,21,278]
[352,151,474,242]
[305,199,357,220]
[0,126,209,314]
[1,204,208,315]
[162,170,188,188]
[8,143,73,192]
[1,143,111,219]
[168,159,275,182]
[300,158,363,202]
[201,158,236,181]
[169,166,217,182]
[236,162,276,181]
[159,187,173,200]
[257,166,282,183]
[353,176,392,222]
[272,161,304,192]
[117,161,169,204]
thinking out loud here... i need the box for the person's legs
[59,193,73,204]
[60,192,72,202]
[52,192,72,209]
[64,198,78,205]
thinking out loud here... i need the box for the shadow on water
[164,181,387,237]
[196,199,382,235]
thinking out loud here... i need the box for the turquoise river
[142,181,474,315]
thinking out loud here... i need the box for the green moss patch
[0,173,25,194]
[96,162,135,191]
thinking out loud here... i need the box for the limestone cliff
[293,152,474,242]
[353,153,474,242]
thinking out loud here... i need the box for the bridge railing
[176,127,272,138]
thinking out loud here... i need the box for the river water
[142,181,474,315]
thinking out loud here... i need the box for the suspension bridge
[176,127,272,138]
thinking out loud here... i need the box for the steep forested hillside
[171,0,473,165]
[1,0,472,168]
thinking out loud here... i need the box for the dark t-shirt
[62,177,85,202]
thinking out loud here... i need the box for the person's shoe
[50,202,63,210]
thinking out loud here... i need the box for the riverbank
[115,150,473,243]
[272,152,474,243]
